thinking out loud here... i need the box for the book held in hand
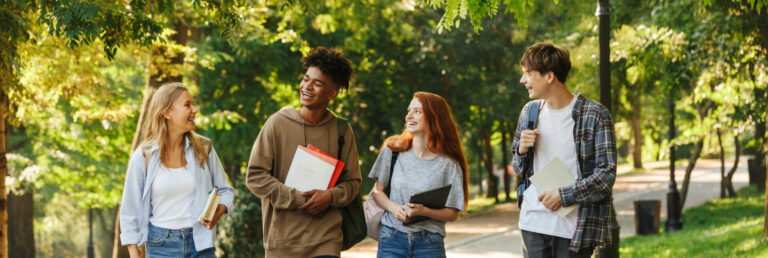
[306,145,345,188]
[284,145,345,192]
[529,157,577,217]
[404,184,453,226]
[200,187,221,227]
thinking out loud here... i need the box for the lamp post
[594,1,620,258]
[666,88,683,232]
[88,208,94,258]
[597,0,610,110]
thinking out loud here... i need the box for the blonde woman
[119,83,234,258]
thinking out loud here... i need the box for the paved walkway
[341,158,750,257]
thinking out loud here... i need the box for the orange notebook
[307,145,345,189]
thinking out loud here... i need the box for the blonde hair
[140,82,209,167]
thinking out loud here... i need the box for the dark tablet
[404,184,452,226]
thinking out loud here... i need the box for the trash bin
[748,157,766,192]
[634,200,660,235]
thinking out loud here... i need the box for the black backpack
[516,100,542,208]
[333,118,367,250]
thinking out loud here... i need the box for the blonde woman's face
[164,91,198,134]
[406,98,425,134]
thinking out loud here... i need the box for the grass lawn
[466,192,516,215]
[620,186,768,257]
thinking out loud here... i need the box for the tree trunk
[680,139,704,208]
[725,134,740,197]
[113,22,197,258]
[680,100,714,208]
[718,129,725,198]
[475,139,484,196]
[630,96,644,169]
[483,131,499,202]
[8,188,33,258]
[762,119,768,238]
[0,89,8,258]
[501,122,512,202]
[227,163,239,183]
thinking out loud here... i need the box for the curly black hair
[302,47,354,92]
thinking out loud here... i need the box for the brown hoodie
[246,106,361,257]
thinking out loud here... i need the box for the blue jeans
[377,225,446,258]
[146,223,215,258]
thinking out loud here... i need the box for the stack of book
[200,187,221,228]
[284,145,345,191]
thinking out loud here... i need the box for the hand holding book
[299,189,333,216]
[200,187,226,229]
[199,205,226,229]
[284,145,344,192]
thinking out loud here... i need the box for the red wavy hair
[384,92,470,210]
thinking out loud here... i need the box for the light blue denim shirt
[119,136,234,251]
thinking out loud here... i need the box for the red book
[307,145,346,189]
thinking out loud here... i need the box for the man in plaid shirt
[512,43,617,257]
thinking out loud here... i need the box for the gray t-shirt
[367,146,465,236]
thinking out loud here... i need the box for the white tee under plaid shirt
[513,93,617,253]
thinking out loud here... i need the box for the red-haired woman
[368,92,469,258]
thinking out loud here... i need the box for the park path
[341,157,751,257]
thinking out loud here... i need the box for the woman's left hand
[200,204,227,229]
[406,203,426,217]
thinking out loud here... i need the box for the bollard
[634,200,661,235]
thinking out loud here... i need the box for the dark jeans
[377,225,446,258]
[146,223,215,258]
[521,230,593,258]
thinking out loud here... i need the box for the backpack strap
[336,118,348,160]
[334,117,350,186]
[519,100,543,206]
[199,137,213,155]
[527,100,542,131]
[384,152,399,196]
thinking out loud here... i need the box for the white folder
[529,157,578,217]
[284,145,337,192]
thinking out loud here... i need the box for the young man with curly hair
[246,47,361,257]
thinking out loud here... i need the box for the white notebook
[284,145,337,192]
[529,157,578,217]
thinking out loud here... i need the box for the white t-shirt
[518,95,580,239]
[149,164,196,229]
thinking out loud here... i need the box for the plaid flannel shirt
[512,94,617,252]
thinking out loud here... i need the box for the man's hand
[518,129,539,154]
[299,189,333,216]
[538,189,562,212]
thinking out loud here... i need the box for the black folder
[403,184,452,226]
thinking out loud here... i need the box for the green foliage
[621,186,768,257]
[14,29,146,208]
[423,0,535,33]
[423,0,768,33]
[216,178,265,257]
[6,0,768,255]
[701,0,768,14]
[35,0,244,59]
